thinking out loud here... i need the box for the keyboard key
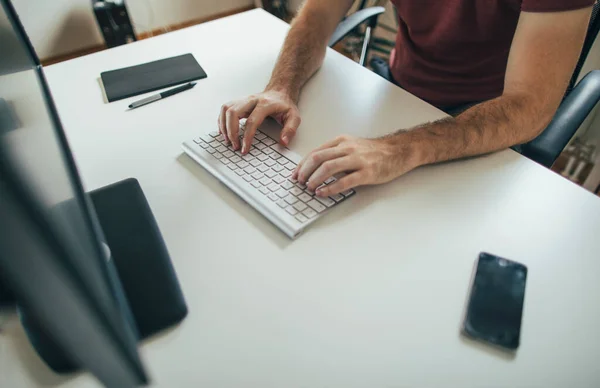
[286,206,298,216]
[316,196,335,207]
[199,142,208,149]
[223,151,234,158]
[259,177,271,186]
[276,189,288,198]
[251,172,264,180]
[331,193,344,202]
[213,152,223,159]
[265,169,278,178]
[277,200,287,208]
[295,214,308,223]
[280,170,292,178]
[250,149,262,156]
[251,138,260,145]
[250,159,262,167]
[259,187,270,195]
[296,182,307,189]
[255,143,266,150]
[209,131,220,137]
[241,154,254,161]
[243,175,253,182]
[206,148,216,154]
[235,169,245,176]
[290,187,303,196]
[264,159,276,167]
[293,201,308,212]
[263,138,276,146]
[282,181,294,190]
[244,166,256,174]
[298,193,312,202]
[236,161,249,168]
[270,152,283,161]
[272,175,285,184]
[257,154,269,161]
[341,189,355,197]
[216,145,227,153]
[305,189,315,196]
[268,193,279,201]
[230,156,241,163]
[209,140,219,147]
[272,164,284,172]
[268,183,279,192]
[263,147,275,155]
[193,137,202,144]
[257,164,269,172]
[250,181,261,188]
[219,158,229,165]
[255,132,267,140]
[325,177,337,184]
[227,164,237,170]
[201,134,213,142]
[303,208,317,219]
[217,136,228,144]
[285,195,298,205]
[284,162,296,170]
[307,200,326,213]
[289,177,298,183]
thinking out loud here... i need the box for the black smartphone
[461,252,527,350]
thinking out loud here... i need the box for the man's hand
[218,90,301,154]
[292,134,419,197]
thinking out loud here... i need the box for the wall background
[11,0,254,60]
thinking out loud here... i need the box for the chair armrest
[328,6,386,47]
[520,70,600,167]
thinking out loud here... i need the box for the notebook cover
[100,53,207,102]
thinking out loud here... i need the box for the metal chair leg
[359,26,372,67]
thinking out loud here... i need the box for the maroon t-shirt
[389,0,594,108]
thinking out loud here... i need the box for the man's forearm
[388,93,555,169]
[266,2,352,102]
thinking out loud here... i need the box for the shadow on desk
[97,78,109,104]
[459,334,518,362]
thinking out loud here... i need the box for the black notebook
[100,53,207,102]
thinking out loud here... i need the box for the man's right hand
[218,90,301,155]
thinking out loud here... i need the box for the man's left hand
[292,134,418,197]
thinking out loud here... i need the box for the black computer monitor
[0,0,148,385]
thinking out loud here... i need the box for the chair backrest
[566,2,600,97]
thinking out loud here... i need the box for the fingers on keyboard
[196,130,355,224]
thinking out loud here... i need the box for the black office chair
[330,3,600,168]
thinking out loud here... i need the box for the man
[218,0,593,197]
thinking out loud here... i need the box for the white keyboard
[182,129,355,238]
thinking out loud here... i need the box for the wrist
[381,130,429,171]
[265,81,299,103]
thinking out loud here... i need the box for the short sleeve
[521,0,596,12]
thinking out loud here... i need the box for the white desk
[3,9,600,388]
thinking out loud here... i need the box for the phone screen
[462,252,527,350]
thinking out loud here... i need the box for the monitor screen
[0,0,147,385]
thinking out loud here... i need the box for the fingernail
[282,136,288,145]
[241,143,247,154]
